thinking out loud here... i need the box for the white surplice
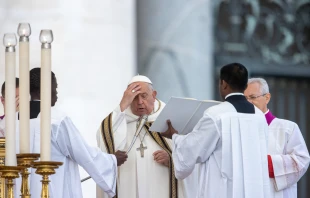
[172,101,271,198]
[96,99,196,198]
[268,118,310,198]
[14,108,118,198]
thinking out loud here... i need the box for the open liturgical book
[150,97,221,135]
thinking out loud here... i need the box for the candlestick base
[0,166,22,198]
[32,161,63,198]
[17,153,40,198]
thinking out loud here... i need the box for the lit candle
[39,30,53,161]
[3,33,17,166]
[17,23,31,154]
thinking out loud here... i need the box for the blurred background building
[137,0,310,197]
[0,0,309,197]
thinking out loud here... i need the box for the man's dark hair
[1,78,20,96]
[220,63,248,92]
[30,68,56,94]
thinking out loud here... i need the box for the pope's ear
[0,96,4,105]
[152,90,157,99]
[265,93,271,105]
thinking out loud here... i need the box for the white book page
[149,97,200,133]
[181,100,221,134]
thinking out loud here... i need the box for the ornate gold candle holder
[31,161,63,198]
[17,153,40,198]
[0,166,21,198]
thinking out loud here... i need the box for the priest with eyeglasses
[245,78,310,198]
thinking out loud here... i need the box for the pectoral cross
[136,143,147,157]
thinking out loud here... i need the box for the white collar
[225,92,244,99]
[264,109,269,115]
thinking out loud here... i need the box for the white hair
[147,83,154,91]
[248,78,269,94]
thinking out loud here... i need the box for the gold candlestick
[32,161,63,198]
[17,153,40,198]
[0,166,21,198]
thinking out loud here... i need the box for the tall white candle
[39,30,53,161]
[18,23,31,154]
[3,33,17,166]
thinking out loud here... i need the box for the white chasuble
[268,118,310,198]
[172,102,271,198]
[96,99,196,198]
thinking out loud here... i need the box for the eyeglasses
[245,93,267,100]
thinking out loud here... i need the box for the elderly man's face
[244,82,270,113]
[130,82,157,116]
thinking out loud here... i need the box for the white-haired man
[96,75,196,198]
[244,77,310,198]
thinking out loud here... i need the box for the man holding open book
[161,63,271,198]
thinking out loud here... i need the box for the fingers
[115,150,128,156]
[157,159,168,164]
[115,151,128,159]
[154,155,166,162]
[153,150,162,156]
[153,150,168,161]
[166,119,172,128]
[120,83,142,111]
[153,150,166,156]
[115,150,128,166]
[131,87,141,94]
[153,150,170,167]
[127,82,139,90]
[125,84,142,98]
[128,83,141,92]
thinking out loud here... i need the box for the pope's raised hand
[114,150,128,166]
[120,83,142,112]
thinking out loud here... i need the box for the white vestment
[14,108,118,198]
[172,101,271,198]
[268,118,310,198]
[96,100,196,198]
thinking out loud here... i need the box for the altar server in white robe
[15,68,128,198]
[161,63,271,198]
[96,75,195,198]
[245,77,310,198]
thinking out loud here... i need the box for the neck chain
[136,120,148,143]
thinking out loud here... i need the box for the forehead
[246,82,261,94]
